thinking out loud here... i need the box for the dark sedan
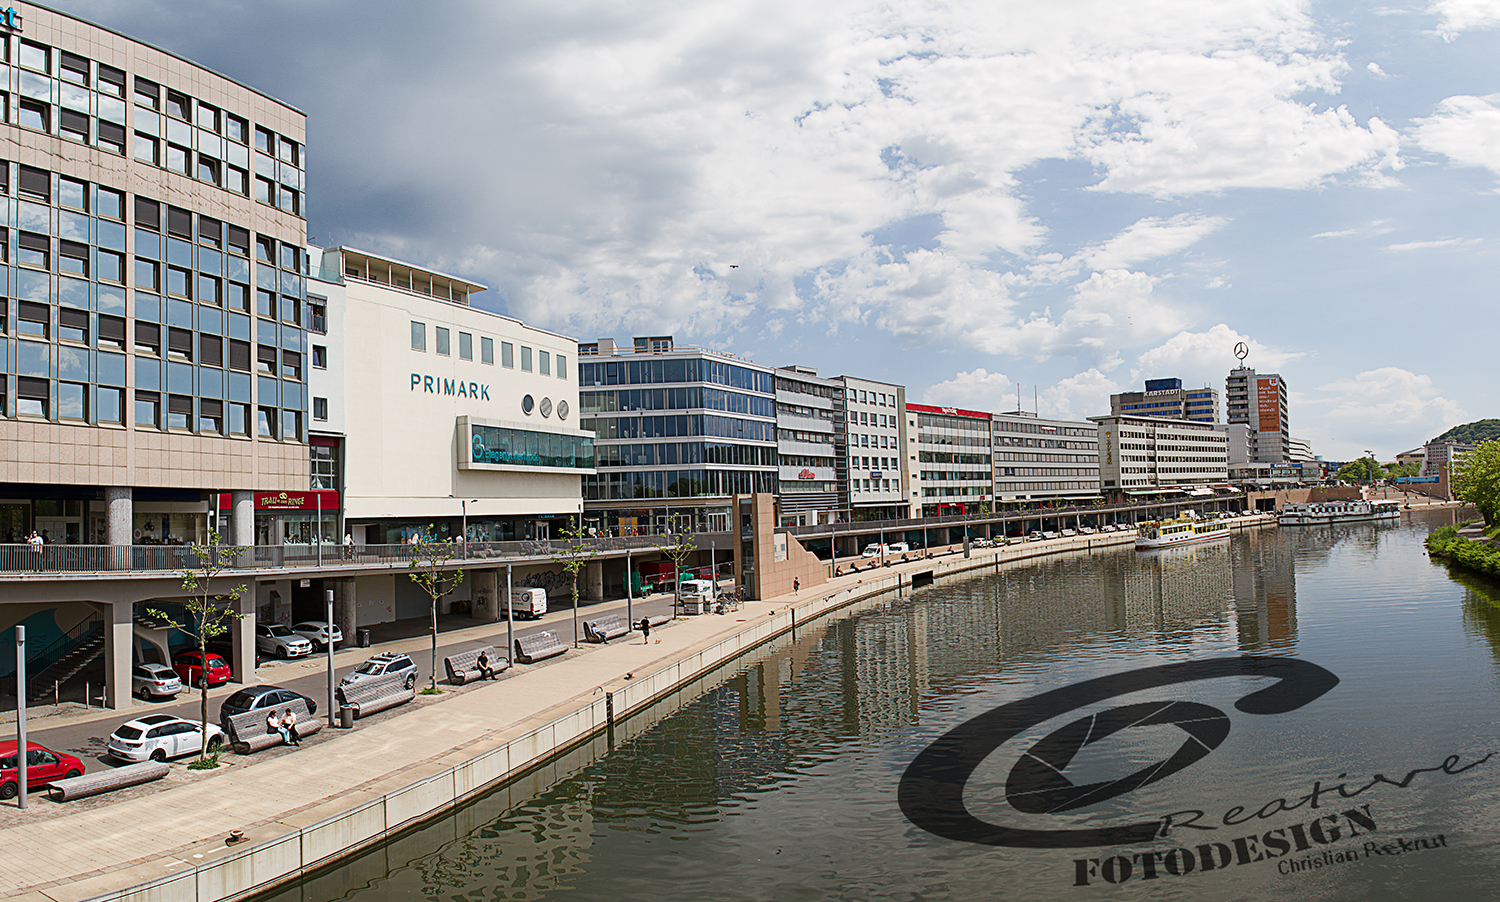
[218,686,319,729]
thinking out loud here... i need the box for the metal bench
[582,614,631,643]
[515,630,567,664]
[48,760,169,801]
[335,671,415,718]
[444,645,506,684]
[226,698,323,754]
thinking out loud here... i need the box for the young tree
[408,528,465,690]
[1453,440,1500,526]
[652,515,698,616]
[148,531,245,764]
[551,521,601,646]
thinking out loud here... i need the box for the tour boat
[1135,512,1231,550]
[1277,499,1401,526]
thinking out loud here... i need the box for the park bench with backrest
[336,671,415,718]
[515,629,567,664]
[47,760,169,801]
[582,614,631,643]
[226,698,322,753]
[445,645,506,684]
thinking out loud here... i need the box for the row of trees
[1454,440,1500,526]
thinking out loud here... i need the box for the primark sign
[412,373,490,401]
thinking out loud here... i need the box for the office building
[837,375,909,520]
[907,404,993,516]
[578,336,777,533]
[305,246,592,551]
[1091,414,1229,499]
[991,411,1100,503]
[1110,378,1219,424]
[1286,436,1314,463]
[1422,439,1475,478]
[773,365,839,526]
[1225,367,1290,463]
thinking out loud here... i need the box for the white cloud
[1307,367,1467,455]
[1367,61,1390,77]
[1429,0,1500,39]
[1312,220,1396,238]
[1386,237,1481,250]
[1040,369,1121,420]
[922,368,1016,412]
[1130,324,1302,389]
[1079,213,1226,271]
[1412,94,1500,173]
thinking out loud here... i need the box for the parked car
[0,741,84,799]
[256,623,314,660]
[290,621,343,650]
[107,714,226,763]
[132,663,182,701]
[218,686,319,729]
[340,652,418,690]
[173,650,232,688]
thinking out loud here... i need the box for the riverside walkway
[0,518,1269,902]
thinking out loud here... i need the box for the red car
[0,741,84,799]
[173,650,232,688]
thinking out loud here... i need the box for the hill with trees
[1433,420,1500,444]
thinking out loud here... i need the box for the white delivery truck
[508,588,548,620]
[678,579,717,614]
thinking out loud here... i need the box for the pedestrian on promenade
[793,577,800,593]
[477,650,496,680]
[343,533,355,560]
[282,708,301,746]
[640,617,651,644]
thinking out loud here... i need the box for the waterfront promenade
[0,512,1379,902]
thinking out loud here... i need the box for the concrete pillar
[332,577,357,640]
[470,569,498,622]
[101,599,133,710]
[584,561,604,601]
[230,589,256,683]
[232,491,255,547]
[105,487,131,545]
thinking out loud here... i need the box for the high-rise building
[773,365,840,526]
[1110,378,1219,424]
[1226,367,1290,463]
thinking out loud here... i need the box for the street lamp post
[324,589,335,727]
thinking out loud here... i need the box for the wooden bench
[515,630,567,664]
[335,671,415,718]
[444,645,507,684]
[582,614,631,643]
[48,760,169,801]
[226,698,323,754]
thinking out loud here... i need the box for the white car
[256,623,314,659]
[131,663,182,700]
[290,620,343,650]
[107,714,226,763]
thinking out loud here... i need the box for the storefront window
[132,511,203,544]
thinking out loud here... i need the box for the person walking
[343,532,355,560]
[639,617,651,644]
[793,577,800,594]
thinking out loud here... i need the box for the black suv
[218,686,319,729]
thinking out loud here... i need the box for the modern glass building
[578,336,776,533]
[0,6,308,549]
[1110,377,1220,425]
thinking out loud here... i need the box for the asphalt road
[27,594,681,772]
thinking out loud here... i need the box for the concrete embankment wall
[85,516,1273,902]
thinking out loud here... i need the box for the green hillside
[1434,419,1500,444]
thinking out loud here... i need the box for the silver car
[132,663,182,700]
[290,620,343,650]
[256,623,314,659]
[340,653,418,690]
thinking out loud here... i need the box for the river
[263,508,1500,901]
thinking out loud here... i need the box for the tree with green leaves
[1335,456,1378,485]
[550,520,601,646]
[148,531,245,765]
[408,528,465,691]
[1453,439,1500,526]
[652,514,698,615]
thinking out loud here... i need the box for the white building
[774,366,840,526]
[308,246,593,546]
[991,411,1099,503]
[1422,439,1475,478]
[908,404,993,516]
[838,375,909,520]
[1091,414,1228,500]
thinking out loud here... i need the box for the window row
[410,321,569,378]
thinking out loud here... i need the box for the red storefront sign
[217,490,340,511]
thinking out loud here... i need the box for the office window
[257,406,276,437]
[167,394,192,430]
[199,275,221,306]
[167,266,191,299]
[166,144,189,174]
[311,344,327,368]
[255,176,274,204]
[308,301,326,334]
[481,336,494,365]
[257,234,276,262]
[196,103,219,132]
[55,382,84,421]
[200,334,223,368]
[135,197,160,231]
[255,126,274,154]
[135,391,159,428]
[257,289,275,318]
[282,350,301,381]
[435,326,450,356]
[196,155,219,185]
[501,341,513,367]
[226,282,249,313]
[134,77,159,109]
[59,51,88,85]
[99,247,125,280]
[18,232,48,269]
[164,90,189,121]
[229,339,251,372]
[520,346,532,372]
[556,354,567,379]
[538,351,550,376]
[459,332,472,360]
[59,307,88,344]
[18,301,49,339]
[17,377,47,418]
[58,176,86,211]
[167,328,193,361]
[280,295,299,325]
[229,402,249,436]
[98,315,126,351]
[227,225,250,257]
[312,397,327,421]
[60,242,92,279]
[282,410,302,442]
[134,133,159,165]
[97,387,123,424]
[411,321,426,351]
[97,121,126,155]
[257,344,277,374]
[135,322,161,355]
[135,259,159,291]
[197,215,221,247]
[225,166,247,195]
[59,110,88,143]
[98,65,125,98]
[226,115,247,144]
[200,398,223,434]
[18,41,46,73]
[18,165,47,201]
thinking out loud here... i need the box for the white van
[508,588,548,620]
[678,579,717,614]
[861,542,910,558]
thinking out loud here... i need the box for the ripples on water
[267,510,1500,902]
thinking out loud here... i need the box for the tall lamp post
[452,497,479,559]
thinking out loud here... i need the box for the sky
[59,0,1500,460]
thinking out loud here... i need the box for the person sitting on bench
[477,650,496,680]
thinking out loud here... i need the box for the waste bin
[357,628,371,648]
[339,705,355,729]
